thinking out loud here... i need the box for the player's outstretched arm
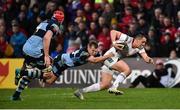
[88,52,114,63]
[140,52,154,64]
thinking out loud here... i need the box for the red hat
[53,10,64,23]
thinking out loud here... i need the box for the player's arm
[110,30,126,50]
[43,30,53,67]
[140,52,154,64]
[110,30,122,43]
[88,53,114,63]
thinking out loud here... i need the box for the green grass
[0,88,180,109]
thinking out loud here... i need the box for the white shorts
[104,47,120,67]
[101,65,115,75]
[101,47,121,75]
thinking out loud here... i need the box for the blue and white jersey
[61,47,90,67]
[52,47,100,77]
[23,18,60,58]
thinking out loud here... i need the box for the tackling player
[12,40,114,100]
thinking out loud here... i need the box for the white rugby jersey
[116,33,145,57]
[103,33,146,67]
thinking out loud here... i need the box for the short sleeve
[48,23,60,36]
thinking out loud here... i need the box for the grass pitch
[0,88,180,109]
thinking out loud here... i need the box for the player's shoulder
[118,33,132,43]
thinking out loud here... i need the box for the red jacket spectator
[120,6,134,30]
[97,26,111,51]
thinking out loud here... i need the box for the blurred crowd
[0,0,180,58]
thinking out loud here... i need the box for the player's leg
[15,62,26,85]
[108,60,131,92]
[11,76,31,100]
[74,69,113,100]
[12,67,50,100]
[14,55,46,85]
[12,56,46,100]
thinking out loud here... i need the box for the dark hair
[88,40,98,48]
[134,32,147,39]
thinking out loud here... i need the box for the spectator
[161,17,177,40]
[121,6,134,27]
[97,25,111,51]
[127,23,138,37]
[65,0,75,22]
[51,44,63,59]
[130,59,168,88]
[83,2,93,25]
[88,21,99,37]
[136,1,147,14]
[40,1,57,19]
[9,20,27,57]
[64,23,77,52]
[3,0,18,27]
[0,18,9,42]
[111,18,119,31]
[91,11,99,24]
[102,3,115,25]
[151,8,162,30]
[165,0,180,21]
[0,18,9,57]
[0,35,7,57]
[27,3,40,35]
[113,0,128,20]
[146,27,159,57]
[65,0,83,23]
[174,11,180,28]
[76,22,89,47]
[153,0,166,10]
[98,16,106,31]
[138,17,149,34]
[169,50,178,59]
[174,28,180,56]
[17,11,29,36]
[66,42,80,53]
[160,32,176,57]
[76,9,85,18]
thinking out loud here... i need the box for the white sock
[110,72,126,89]
[81,83,100,93]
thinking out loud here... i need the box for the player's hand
[88,56,95,61]
[44,55,51,67]
[113,42,124,50]
[148,58,154,64]
[107,52,115,58]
